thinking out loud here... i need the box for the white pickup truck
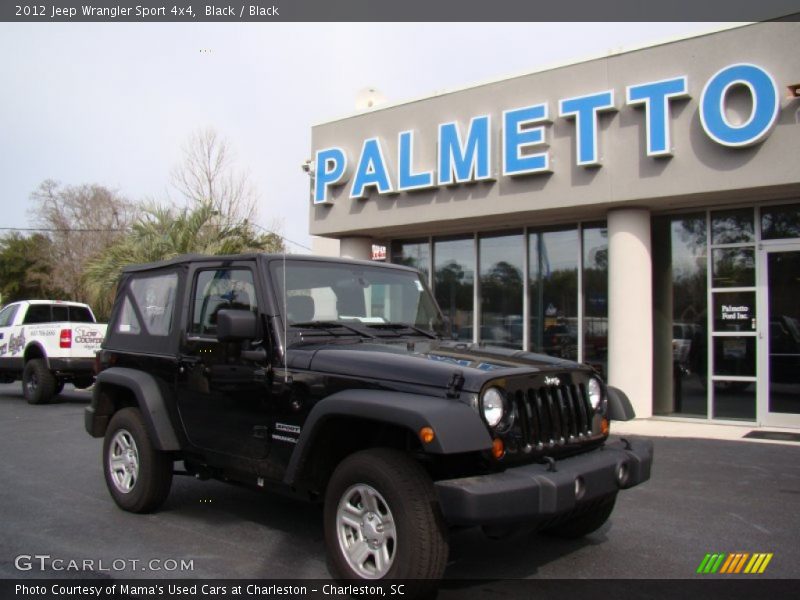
[0,300,107,404]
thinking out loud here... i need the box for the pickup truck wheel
[103,407,173,513]
[23,359,56,404]
[543,494,617,539]
[324,448,448,589]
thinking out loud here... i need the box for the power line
[0,224,315,252]
[250,222,312,252]
[0,226,128,233]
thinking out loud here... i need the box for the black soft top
[121,253,417,274]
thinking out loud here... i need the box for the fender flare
[92,367,180,451]
[607,385,637,421]
[284,389,492,486]
[23,342,49,367]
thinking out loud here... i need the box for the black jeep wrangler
[85,253,652,590]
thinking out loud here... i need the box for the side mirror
[441,315,455,339]
[216,309,258,342]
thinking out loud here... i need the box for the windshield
[270,260,445,335]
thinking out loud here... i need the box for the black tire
[543,494,617,539]
[102,407,173,513]
[22,359,56,405]
[324,448,448,592]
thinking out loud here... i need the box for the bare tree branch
[29,180,133,304]
[170,128,258,228]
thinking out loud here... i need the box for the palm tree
[84,201,284,319]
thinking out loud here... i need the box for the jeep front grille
[511,382,593,447]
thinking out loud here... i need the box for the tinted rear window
[22,304,95,324]
[69,306,95,322]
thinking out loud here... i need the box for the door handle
[177,356,201,373]
[241,347,267,362]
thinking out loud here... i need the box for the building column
[607,208,653,419]
[339,236,372,260]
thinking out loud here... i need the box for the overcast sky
[0,22,730,251]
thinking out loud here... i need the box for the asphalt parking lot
[1,383,799,591]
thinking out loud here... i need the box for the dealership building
[307,22,800,428]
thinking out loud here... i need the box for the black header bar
[3,579,800,599]
[2,0,800,23]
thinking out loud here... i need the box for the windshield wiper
[364,322,438,339]
[291,321,376,338]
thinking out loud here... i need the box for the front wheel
[22,359,56,404]
[324,448,448,590]
[102,407,173,513]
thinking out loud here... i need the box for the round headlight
[481,387,506,428]
[588,377,603,410]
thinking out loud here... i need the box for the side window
[116,297,142,335]
[0,304,19,327]
[23,305,51,324]
[191,269,257,335]
[116,273,178,336]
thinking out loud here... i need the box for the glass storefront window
[711,208,754,244]
[479,232,524,349]
[713,337,756,377]
[713,383,756,421]
[767,250,800,415]
[530,228,578,360]
[391,239,430,281]
[712,247,755,287]
[658,214,708,417]
[708,207,757,421]
[434,237,474,341]
[396,223,602,362]
[582,224,608,377]
[712,291,756,333]
[761,203,800,240]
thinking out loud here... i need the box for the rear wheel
[324,449,448,594]
[543,494,617,539]
[103,407,173,513]
[22,359,56,404]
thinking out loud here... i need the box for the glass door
[758,243,800,427]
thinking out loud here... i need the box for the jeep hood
[294,340,586,393]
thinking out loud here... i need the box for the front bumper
[434,437,653,527]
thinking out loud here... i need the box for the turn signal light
[419,427,436,444]
[492,438,505,459]
[601,418,610,436]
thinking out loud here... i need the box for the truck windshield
[270,260,445,336]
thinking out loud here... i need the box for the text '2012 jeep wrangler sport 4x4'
[85,254,652,593]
